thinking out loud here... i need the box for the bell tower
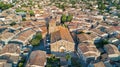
[49,19,57,34]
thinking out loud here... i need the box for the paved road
[32,39,46,51]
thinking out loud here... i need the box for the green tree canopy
[61,14,67,24]
[67,15,73,22]
[29,10,34,16]
[30,33,42,46]
[61,14,73,24]
[0,2,13,10]
[18,63,23,67]
[65,53,71,61]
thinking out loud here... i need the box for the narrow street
[32,39,46,51]
[23,39,46,67]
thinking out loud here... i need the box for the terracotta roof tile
[27,50,46,66]
[51,26,74,43]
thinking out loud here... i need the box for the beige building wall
[50,40,75,52]
[49,19,58,33]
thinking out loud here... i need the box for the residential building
[89,61,105,67]
[0,16,5,21]
[91,29,108,38]
[77,42,100,64]
[1,0,13,3]
[77,33,93,43]
[11,29,36,45]
[104,44,120,61]
[0,29,15,44]
[26,50,46,67]
[0,60,12,67]
[89,61,112,67]
[0,44,21,67]
[108,38,120,45]
[106,26,119,37]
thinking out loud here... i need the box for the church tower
[49,19,57,34]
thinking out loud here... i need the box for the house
[8,24,22,30]
[26,50,46,67]
[1,0,13,3]
[77,33,93,43]
[106,26,119,37]
[34,9,44,18]
[16,12,26,18]
[3,14,22,24]
[73,14,88,21]
[0,60,12,67]
[104,44,120,61]
[113,26,120,34]
[50,26,75,54]
[0,21,4,25]
[89,61,112,67]
[108,38,120,45]
[35,14,50,21]
[31,21,46,26]
[92,15,103,22]
[91,29,108,38]
[0,44,21,67]
[86,32,101,43]
[77,42,100,64]
[89,61,105,67]
[65,22,80,32]
[11,29,36,45]
[0,29,15,44]
[32,26,42,32]
[20,21,33,31]
[0,25,8,33]
[0,43,3,50]
[0,16,5,21]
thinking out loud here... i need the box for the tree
[46,54,60,67]
[30,39,39,46]
[61,14,73,24]
[0,2,13,10]
[29,10,34,16]
[65,53,71,61]
[30,33,42,46]
[70,0,76,5]
[61,14,67,24]
[97,0,106,13]
[22,18,26,21]
[67,15,73,22]
[18,63,23,67]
